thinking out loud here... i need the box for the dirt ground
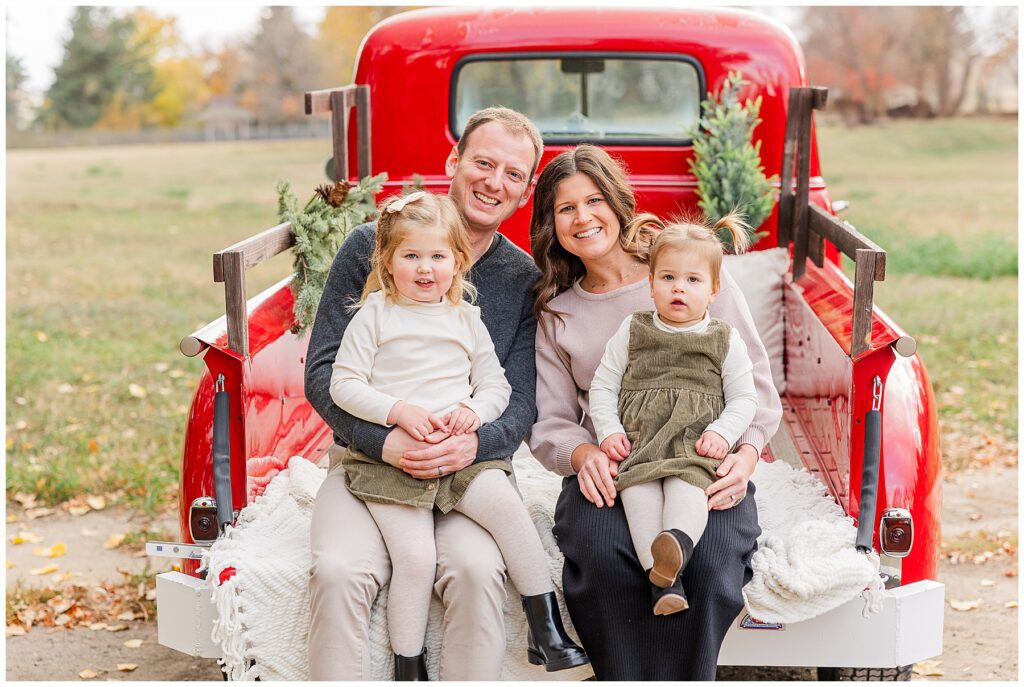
[5,467,1018,681]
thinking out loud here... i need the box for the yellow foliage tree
[314,6,415,87]
[97,8,210,128]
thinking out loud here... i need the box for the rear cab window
[452,53,705,145]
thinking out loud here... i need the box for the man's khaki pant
[308,445,508,680]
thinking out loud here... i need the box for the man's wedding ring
[437,466,444,478]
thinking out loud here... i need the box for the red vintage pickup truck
[148,7,944,680]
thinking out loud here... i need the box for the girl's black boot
[521,592,590,672]
[394,650,428,681]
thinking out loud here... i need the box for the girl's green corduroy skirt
[342,447,512,513]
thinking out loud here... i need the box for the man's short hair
[457,107,544,180]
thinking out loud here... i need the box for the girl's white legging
[365,468,554,657]
[619,477,709,572]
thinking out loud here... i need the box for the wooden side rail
[207,222,295,358]
[305,84,372,182]
[779,86,887,357]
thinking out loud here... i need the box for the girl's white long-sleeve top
[589,311,758,446]
[330,291,511,426]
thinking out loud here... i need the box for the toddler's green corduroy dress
[612,312,732,492]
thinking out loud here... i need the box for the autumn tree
[39,7,153,128]
[801,6,1017,120]
[314,6,412,87]
[240,7,324,123]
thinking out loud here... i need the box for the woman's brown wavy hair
[530,144,660,326]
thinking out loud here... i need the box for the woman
[527,145,782,680]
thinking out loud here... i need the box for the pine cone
[314,180,352,208]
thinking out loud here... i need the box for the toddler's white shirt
[330,291,511,427]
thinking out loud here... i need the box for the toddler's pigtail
[714,210,751,255]
[623,212,666,263]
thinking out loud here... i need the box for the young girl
[588,213,759,616]
[330,191,587,679]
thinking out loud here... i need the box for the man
[304,107,543,680]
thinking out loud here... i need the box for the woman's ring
[438,466,444,477]
[730,494,736,504]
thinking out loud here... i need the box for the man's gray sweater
[304,222,540,462]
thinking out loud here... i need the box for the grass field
[6,117,1017,511]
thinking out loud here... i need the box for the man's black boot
[522,592,590,672]
[394,650,428,681]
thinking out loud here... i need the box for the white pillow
[723,248,789,394]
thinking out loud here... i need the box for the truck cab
[150,7,943,680]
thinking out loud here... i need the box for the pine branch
[277,172,388,334]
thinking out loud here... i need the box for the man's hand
[695,430,730,460]
[599,433,631,462]
[387,400,448,441]
[443,405,480,436]
[571,443,618,508]
[400,432,479,480]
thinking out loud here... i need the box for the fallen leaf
[913,660,945,677]
[25,507,54,520]
[154,362,170,372]
[54,613,72,626]
[57,383,74,394]
[118,611,136,621]
[168,368,185,378]
[123,638,143,648]
[6,625,27,637]
[81,528,98,537]
[980,579,995,587]
[67,505,90,516]
[51,571,75,584]
[6,560,14,569]
[88,622,107,631]
[1005,569,1018,578]
[35,331,48,343]
[85,495,106,510]
[32,542,68,558]
[103,533,126,549]
[49,598,73,614]
[87,439,99,453]
[12,531,43,544]
[78,669,97,679]
[1005,600,1018,609]
[949,598,981,611]
[15,396,27,405]
[105,624,129,632]
[14,492,37,508]
[6,514,17,523]
[117,664,138,672]
[29,564,59,576]
[128,383,147,399]
[969,513,981,521]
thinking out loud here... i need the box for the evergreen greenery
[277,173,387,334]
[688,71,776,250]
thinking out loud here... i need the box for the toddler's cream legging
[365,469,554,657]
[620,477,709,572]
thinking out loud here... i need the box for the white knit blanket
[207,454,881,680]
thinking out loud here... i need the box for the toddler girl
[330,191,587,679]
[589,213,759,616]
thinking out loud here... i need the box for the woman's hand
[571,443,619,508]
[705,443,758,510]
